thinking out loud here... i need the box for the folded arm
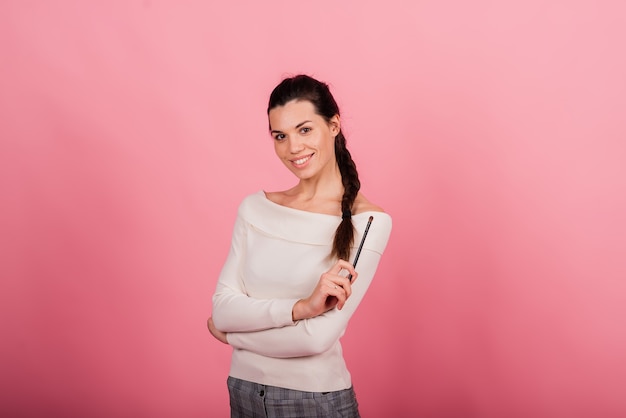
[225,252,381,358]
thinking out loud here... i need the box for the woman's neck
[293,163,343,201]
[272,164,344,214]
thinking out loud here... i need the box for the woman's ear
[329,114,341,135]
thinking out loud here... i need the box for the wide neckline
[259,190,385,219]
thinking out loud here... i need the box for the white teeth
[294,156,310,165]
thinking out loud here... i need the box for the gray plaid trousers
[227,376,361,418]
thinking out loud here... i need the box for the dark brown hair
[267,74,360,261]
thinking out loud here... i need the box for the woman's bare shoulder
[263,188,296,206]
[354,193,385,214]
[263,190,282,204]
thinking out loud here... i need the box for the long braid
[332,131,361,261]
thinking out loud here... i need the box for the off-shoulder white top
[212,191,392,392]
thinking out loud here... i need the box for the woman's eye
[300,127,311,134]
[274,134,286,141]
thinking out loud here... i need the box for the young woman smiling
[208,74,392,417]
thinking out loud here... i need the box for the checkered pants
[227,376,361,418]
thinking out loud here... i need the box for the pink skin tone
[207,99,358,343]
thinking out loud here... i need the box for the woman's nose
[288,136,305,153]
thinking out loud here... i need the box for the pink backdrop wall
[1,1,625,417]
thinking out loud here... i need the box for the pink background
[1,1,625,417]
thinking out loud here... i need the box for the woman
[208,74,392,417]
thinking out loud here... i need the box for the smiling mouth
[291,154,314,165]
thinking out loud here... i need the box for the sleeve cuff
[270,298,300,328]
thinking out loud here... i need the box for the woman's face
[268,99,340,181]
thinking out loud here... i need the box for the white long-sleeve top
[211,191,392,392]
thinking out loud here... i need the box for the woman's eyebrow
[270,120,313,135]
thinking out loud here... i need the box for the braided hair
[267,75,361,261]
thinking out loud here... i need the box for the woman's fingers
[294,259,359,320]
[207,317,228,344]
[322,262,357,310]
[328,259,358,282]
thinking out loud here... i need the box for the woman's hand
[207,317,228,344]
[292,259,358,321]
